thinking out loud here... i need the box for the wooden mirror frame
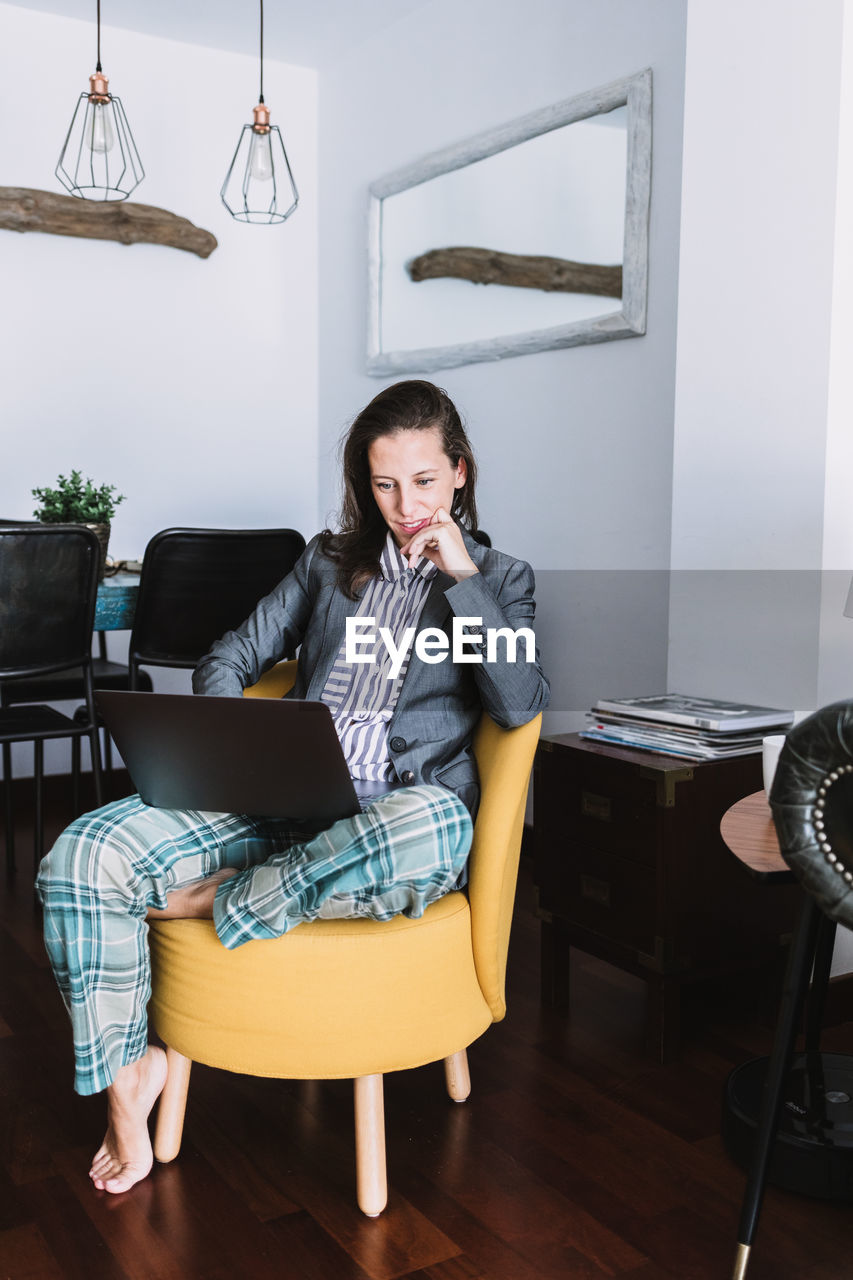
[366,68,652,376]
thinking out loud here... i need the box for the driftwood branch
[0,187,218,258]
[407,246,622,298]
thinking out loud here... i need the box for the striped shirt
[320,533,437,781]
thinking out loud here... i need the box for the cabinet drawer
[538,844,657,954]
[536,752,660,865]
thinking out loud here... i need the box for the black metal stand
[728,901,849,1278]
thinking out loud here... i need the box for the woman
[37,379,549,1195]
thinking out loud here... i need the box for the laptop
[96,690,400,823]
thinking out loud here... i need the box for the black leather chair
[0,518,153,774]
[0,525,104,875]
[125,527,307,687]
[5,635,154,781]
[770,703,853,921]
[728,702,853,1278]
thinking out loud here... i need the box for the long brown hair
[320,380,479,597]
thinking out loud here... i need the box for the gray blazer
[192,530,549,815]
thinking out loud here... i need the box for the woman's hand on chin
[400,508,479,580]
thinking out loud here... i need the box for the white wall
[670,0,853,973]
[317,0,688,735]
[0,3,319,771]
[668,0,845,712]
[0,4,319,551]
[818,0,853,710]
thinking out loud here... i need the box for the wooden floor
[2,779,852,1279]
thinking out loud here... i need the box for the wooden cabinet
[533,734,801,1061]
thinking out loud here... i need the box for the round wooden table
[720,790,793,881]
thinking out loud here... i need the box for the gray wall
[317,0,688,733]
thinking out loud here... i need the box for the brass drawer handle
[581,790,611,822]
[580,874,611,907]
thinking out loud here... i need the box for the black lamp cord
[95,0,101,72]
[258,0,264,104]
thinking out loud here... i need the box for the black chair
[0,525,104,876]
[727,702,853,1278]
[3,635,154,771]
[0,517,153,774]
[125,527,307,686]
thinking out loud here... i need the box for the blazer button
[400,770,415,784]
[390,736,407,752]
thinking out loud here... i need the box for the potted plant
[32,470,126,578]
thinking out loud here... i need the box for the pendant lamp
[55,0,144,202]
[221,0,299,224]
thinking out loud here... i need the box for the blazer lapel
[305,586,361,701]
[416,570,454,633]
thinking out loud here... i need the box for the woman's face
[367,426,467,548]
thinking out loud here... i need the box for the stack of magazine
[581,694,794,761]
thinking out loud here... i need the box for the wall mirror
[367,69,652,376]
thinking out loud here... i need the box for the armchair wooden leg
[153,1046,192,1163]
[354,1073,387,1217]
[444,1049,471,1102]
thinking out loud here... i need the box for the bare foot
[90,1045,169,1193]
[146,866,239,921]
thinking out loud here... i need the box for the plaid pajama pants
[35,785,472,1096]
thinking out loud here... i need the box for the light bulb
[87,103,115,154]
[249,131,273,182]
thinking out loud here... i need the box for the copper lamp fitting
[252,102,271,134]
[88,70,111,103]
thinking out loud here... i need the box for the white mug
[762,734,787,795]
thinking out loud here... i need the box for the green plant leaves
[32,469,125,524]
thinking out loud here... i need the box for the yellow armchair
[149,660,541,1215]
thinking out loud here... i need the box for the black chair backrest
[129,527,306,670]
[0,525,101,678]
[770,701,853,927]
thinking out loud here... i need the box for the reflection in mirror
[367,70,651,375]
[382,109,626,351]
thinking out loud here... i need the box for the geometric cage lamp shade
[220,0,298,225]
[220,104,299,224]
[56,73,144,202]
[55,1,143,202]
